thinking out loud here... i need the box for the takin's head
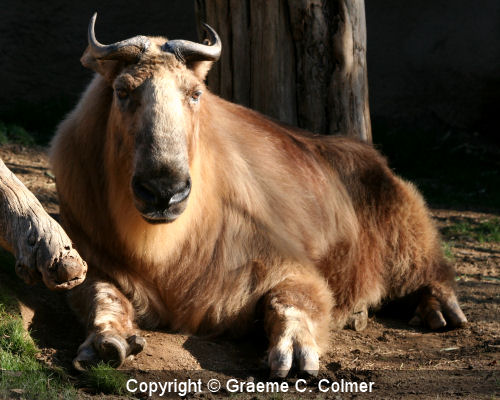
[81,13,220,223]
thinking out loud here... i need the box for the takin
[50,14,467,376]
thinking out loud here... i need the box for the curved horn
[163,23,221,62]
[87,13,149,61]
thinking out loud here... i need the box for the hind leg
[410,282,467,329]
[69,276,146,370]
[263,268,332,377]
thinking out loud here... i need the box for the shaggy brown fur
[50,33,466,375]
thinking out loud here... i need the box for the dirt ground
[0,144,498,399]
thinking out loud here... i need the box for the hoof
[96,334,127,368]
[268,341,319,378]
[442,299,468,327]
[127,334,146,355]
[295,345,319,376]
[347,306,368,332]
[411,289,467,330]
[269,346,293,378]
[426,309,447,330]
[73,332,146,371]
[73,344,98,372]
[408,314,423,326]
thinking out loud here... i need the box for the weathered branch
[0,158,87,290]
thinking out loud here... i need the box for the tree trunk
[195,0,372,142]
[0,159,87,291]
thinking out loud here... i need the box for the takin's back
[202,94,449,321]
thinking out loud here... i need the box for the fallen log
[0,158,86,290]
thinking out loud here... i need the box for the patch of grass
[476,219,500,243]
[442,241,455,262]
[8,125,36,146]
[0,121,36,146]
[0,96,75,145]
[0,369,77,400]
[82,362,129,395]
[0,251,78,398]
[0,311,37,359]
[442,218,500,243]
[446,221,473,236]
[0,297,77,399]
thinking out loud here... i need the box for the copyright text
[126,377,375,397]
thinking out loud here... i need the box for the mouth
[141,212,179,224]
[134,202,187,224]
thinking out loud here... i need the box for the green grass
[0,312,37,359]
[0,96,74,145]
[0,249,128,398]
[82,362,129,395]
[476,219,500,242]
[0,121,36,146]
[0,302,78,400]
[0,127,8,145]
[442,218,500,243]
[441,241,455,262]
[0,314,129,397]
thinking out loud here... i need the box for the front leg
[68,277,145,370]
[263,268,332,377]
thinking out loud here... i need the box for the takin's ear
[80,47,122,84]
[187,60,214,82]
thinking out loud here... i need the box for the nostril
[169,178,191,206]
[132,179,157,204]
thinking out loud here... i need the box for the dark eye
[115,88,129,100]
[190,90,202,103]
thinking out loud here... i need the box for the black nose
[132,176,191,209]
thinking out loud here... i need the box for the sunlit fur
[50,36,457,363]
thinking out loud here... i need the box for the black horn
[163,23,221,62]
[87,13,150,61]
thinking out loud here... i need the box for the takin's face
[112,60,203,224]
[81,14,220,223]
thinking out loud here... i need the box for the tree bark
[0,159,87,291]
[195,0,372,142]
